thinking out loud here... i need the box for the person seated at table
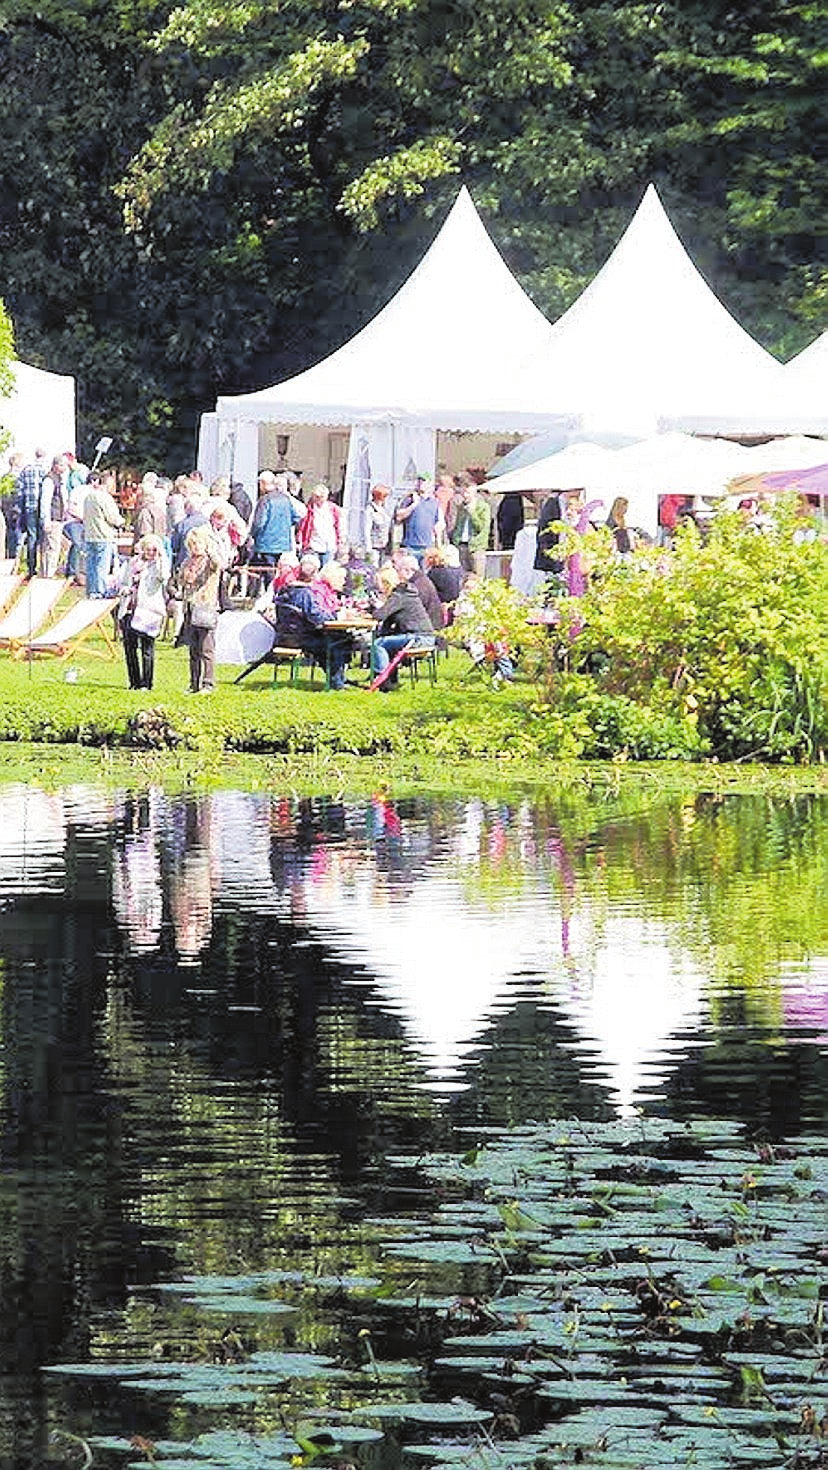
[371,564,436,690]
[392,548,443,630]
[343,545,379,604]
[313,559,347,618]
[424,544,462,619]
[272,550,299,593]
[268,553,353,690]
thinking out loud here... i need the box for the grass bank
[0,633,825,793]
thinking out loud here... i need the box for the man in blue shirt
[395,478,443,564]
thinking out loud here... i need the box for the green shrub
[538,498,827,763]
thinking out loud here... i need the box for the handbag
[190,602,219,630]
[131,607,164,637]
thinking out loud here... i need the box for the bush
[537,498,828,763]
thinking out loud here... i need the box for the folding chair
[14,596,120,661]
[0,577,69,649]
[0,571,24,615]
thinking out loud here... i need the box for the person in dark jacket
[269,553,352,690]
[393,549,444,630]
[371,565,435,688]
[533,492,564,574]
[496,491,525,550]
[424,545,462,613]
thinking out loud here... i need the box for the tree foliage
[0,300,14,401]
[0,0,823,463]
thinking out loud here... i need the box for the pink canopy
[763,462,828,494]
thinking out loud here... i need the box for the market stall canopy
[726,437,828,498]
[482,441,617,495]
[215,188,576,434]
[486,431,828,538]
[488,426,641,478]
[0,359,76,461]
[509,185,799,438]
[740,435,828,473]
[763,462,828,494]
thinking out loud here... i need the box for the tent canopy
[486,431,828,537]
[665,324,828,435]
[508,185,796,438]
[216,188,575,434]
[785,330,827,386]
[0,359,76,462]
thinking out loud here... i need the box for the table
[322,615,376,686]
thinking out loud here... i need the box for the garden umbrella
[763,462,828,494]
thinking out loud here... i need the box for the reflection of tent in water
[0,786,67,898]
[301,870,705,1111]
[544,913,706,1117]
[302,870,551,1089]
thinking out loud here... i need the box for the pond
[0,781,826,1469]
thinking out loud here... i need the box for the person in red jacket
[297,483,343,564]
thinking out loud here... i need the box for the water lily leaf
[353,1399,493,1424]
[245,1352,343,1379]
[192,1430,298,1461]
[406,1445,504,1466]
[297,1422,385,1443]
[383,1239,502,1263]
[179,1389,263,1405]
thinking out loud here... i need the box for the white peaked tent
[506,184,794,438]
[0,359,76,461]
[214,188,575,435]
[209,188,575,537]
[785,331,828,388]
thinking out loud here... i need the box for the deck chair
[0,577,69,649]
[0,572,24,614]
[14,596,119,661]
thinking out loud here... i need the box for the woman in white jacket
[118,534,169,689]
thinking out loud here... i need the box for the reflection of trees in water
[0,783,824,1466]
[101,785,828,1113]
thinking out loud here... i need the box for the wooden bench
[399,644,438,687]
[270,646,310,685]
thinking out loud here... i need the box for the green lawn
[0,620,542,760]
[1,625,826,801]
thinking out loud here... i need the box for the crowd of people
[0,452,499,695]
[4,449,820,697]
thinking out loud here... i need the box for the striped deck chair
[0,571,24,614]
[0,577,69,649]
[14,596,120,661]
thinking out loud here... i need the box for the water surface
[0,782,825,1467]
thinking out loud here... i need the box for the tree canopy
[0,0,824,464]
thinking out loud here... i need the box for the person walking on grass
[117,534,168,690]
[167,524,223,695]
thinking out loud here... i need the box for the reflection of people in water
[167,797,216,961]
[269,796,348,919]
[111,792,164,953]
